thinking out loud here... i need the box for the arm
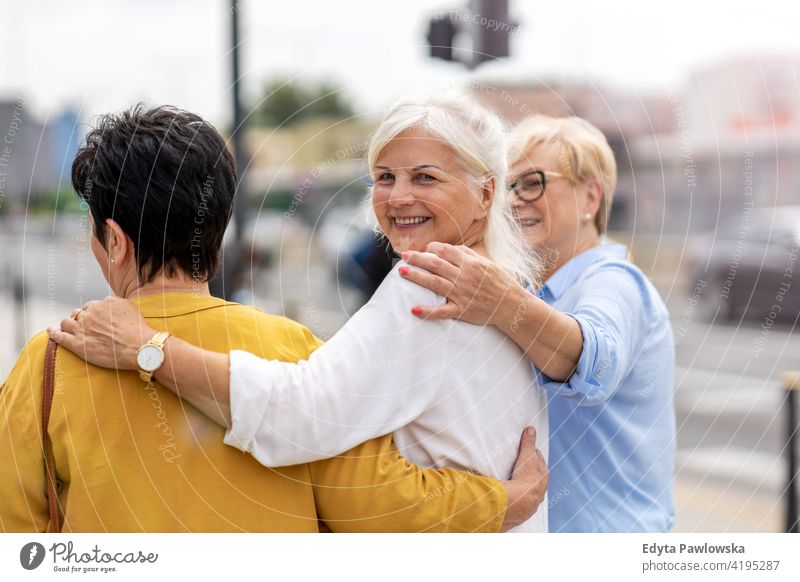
[534,264,650,404]
[0,333,52,532]
[311,428,548,533]
[49,271,450,467]
[401,244,583,380]
[48,297,233,427]
[403,245,651,405]
[222,272,448,466]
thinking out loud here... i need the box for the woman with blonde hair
[50,93,550,532]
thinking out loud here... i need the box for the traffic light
[427,15,457,62]
[425,0,514,69]
[471,0,511,66]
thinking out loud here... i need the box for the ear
[583,179,604,222]
[104,219,134,266]
[478,175,495,219]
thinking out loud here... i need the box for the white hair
[363,91,539,286]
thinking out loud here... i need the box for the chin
[387,235,430,254]
[523,232,548,248]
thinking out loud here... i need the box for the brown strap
[42,339,62,532]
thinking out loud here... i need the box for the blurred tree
[253,79,354,128]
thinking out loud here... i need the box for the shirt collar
[130,292,235,318]
[541,243,629,301]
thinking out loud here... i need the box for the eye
[416,173,436,183]
[376,172,394,183]
[521,176,543,190]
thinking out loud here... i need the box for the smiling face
[510,142,601,268]
[371,127,490,253]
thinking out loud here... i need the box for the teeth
[517,218,540,226]
[395,217,429,225]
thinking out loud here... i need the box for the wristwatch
[136,331,170,383]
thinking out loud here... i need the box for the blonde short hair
[509,116,617,234]
[365,91,539,285]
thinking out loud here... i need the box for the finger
[47,326,83,355]
[426,242,467,267]
[82,299,100,312]
[512,427,538,475]
[410,303,461,321]
[59,317,80,334]
[458,245,482,258]
[402,251,460,282]
[399,265,455,297]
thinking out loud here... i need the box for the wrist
[493,282,530,331]
[131,327,162,372]
[499,479,527,532]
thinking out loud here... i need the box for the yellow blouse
[0,293,506,532]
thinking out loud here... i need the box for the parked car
[687,206,800,323]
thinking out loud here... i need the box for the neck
[120,272,211,300]
[460,219,489,258]
[542,231,601,282]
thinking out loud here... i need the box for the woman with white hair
[50,93,550,532]
[400,115,676,533]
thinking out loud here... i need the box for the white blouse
[224,260,548,532]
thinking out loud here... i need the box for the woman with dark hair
[0,105,544,532]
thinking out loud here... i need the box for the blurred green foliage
[27,187,84,214]
[252,79,355,128]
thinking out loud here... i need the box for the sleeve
[309,434,507,533]
[535,263,652,406]
[224,265,450,467]
[0,332,51,532]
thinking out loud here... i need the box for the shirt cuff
[534,314,608,403]
[223,350,278,454]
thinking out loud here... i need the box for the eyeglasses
[507,170,569,203]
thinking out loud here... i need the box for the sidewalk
[672,474,782,532]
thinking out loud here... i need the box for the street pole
[784,371,799,533]
[230,0,247,246]
[212,0,250,301]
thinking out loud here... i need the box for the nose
[510,191,529,210]
[387,176,415,207]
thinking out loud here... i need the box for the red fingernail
[401,251,409,260]
[399,266,409,276]
[411,306,423,316]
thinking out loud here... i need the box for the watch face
[137,345,163,372]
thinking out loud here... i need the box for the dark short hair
[71,105,236,283]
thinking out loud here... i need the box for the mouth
[515,216,541,228]
[392,216,431,228]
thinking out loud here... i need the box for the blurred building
[0,99,82,210]
[470,57,800,236]
[631,55,800,234]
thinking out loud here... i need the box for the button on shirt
[534,244,676,532]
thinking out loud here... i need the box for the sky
[2,0,800,126]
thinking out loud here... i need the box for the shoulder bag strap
[42,339,62,532]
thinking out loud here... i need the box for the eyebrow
[373,164,444,172]
[510,168,543,179]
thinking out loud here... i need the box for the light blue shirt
[534,243,676,532]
